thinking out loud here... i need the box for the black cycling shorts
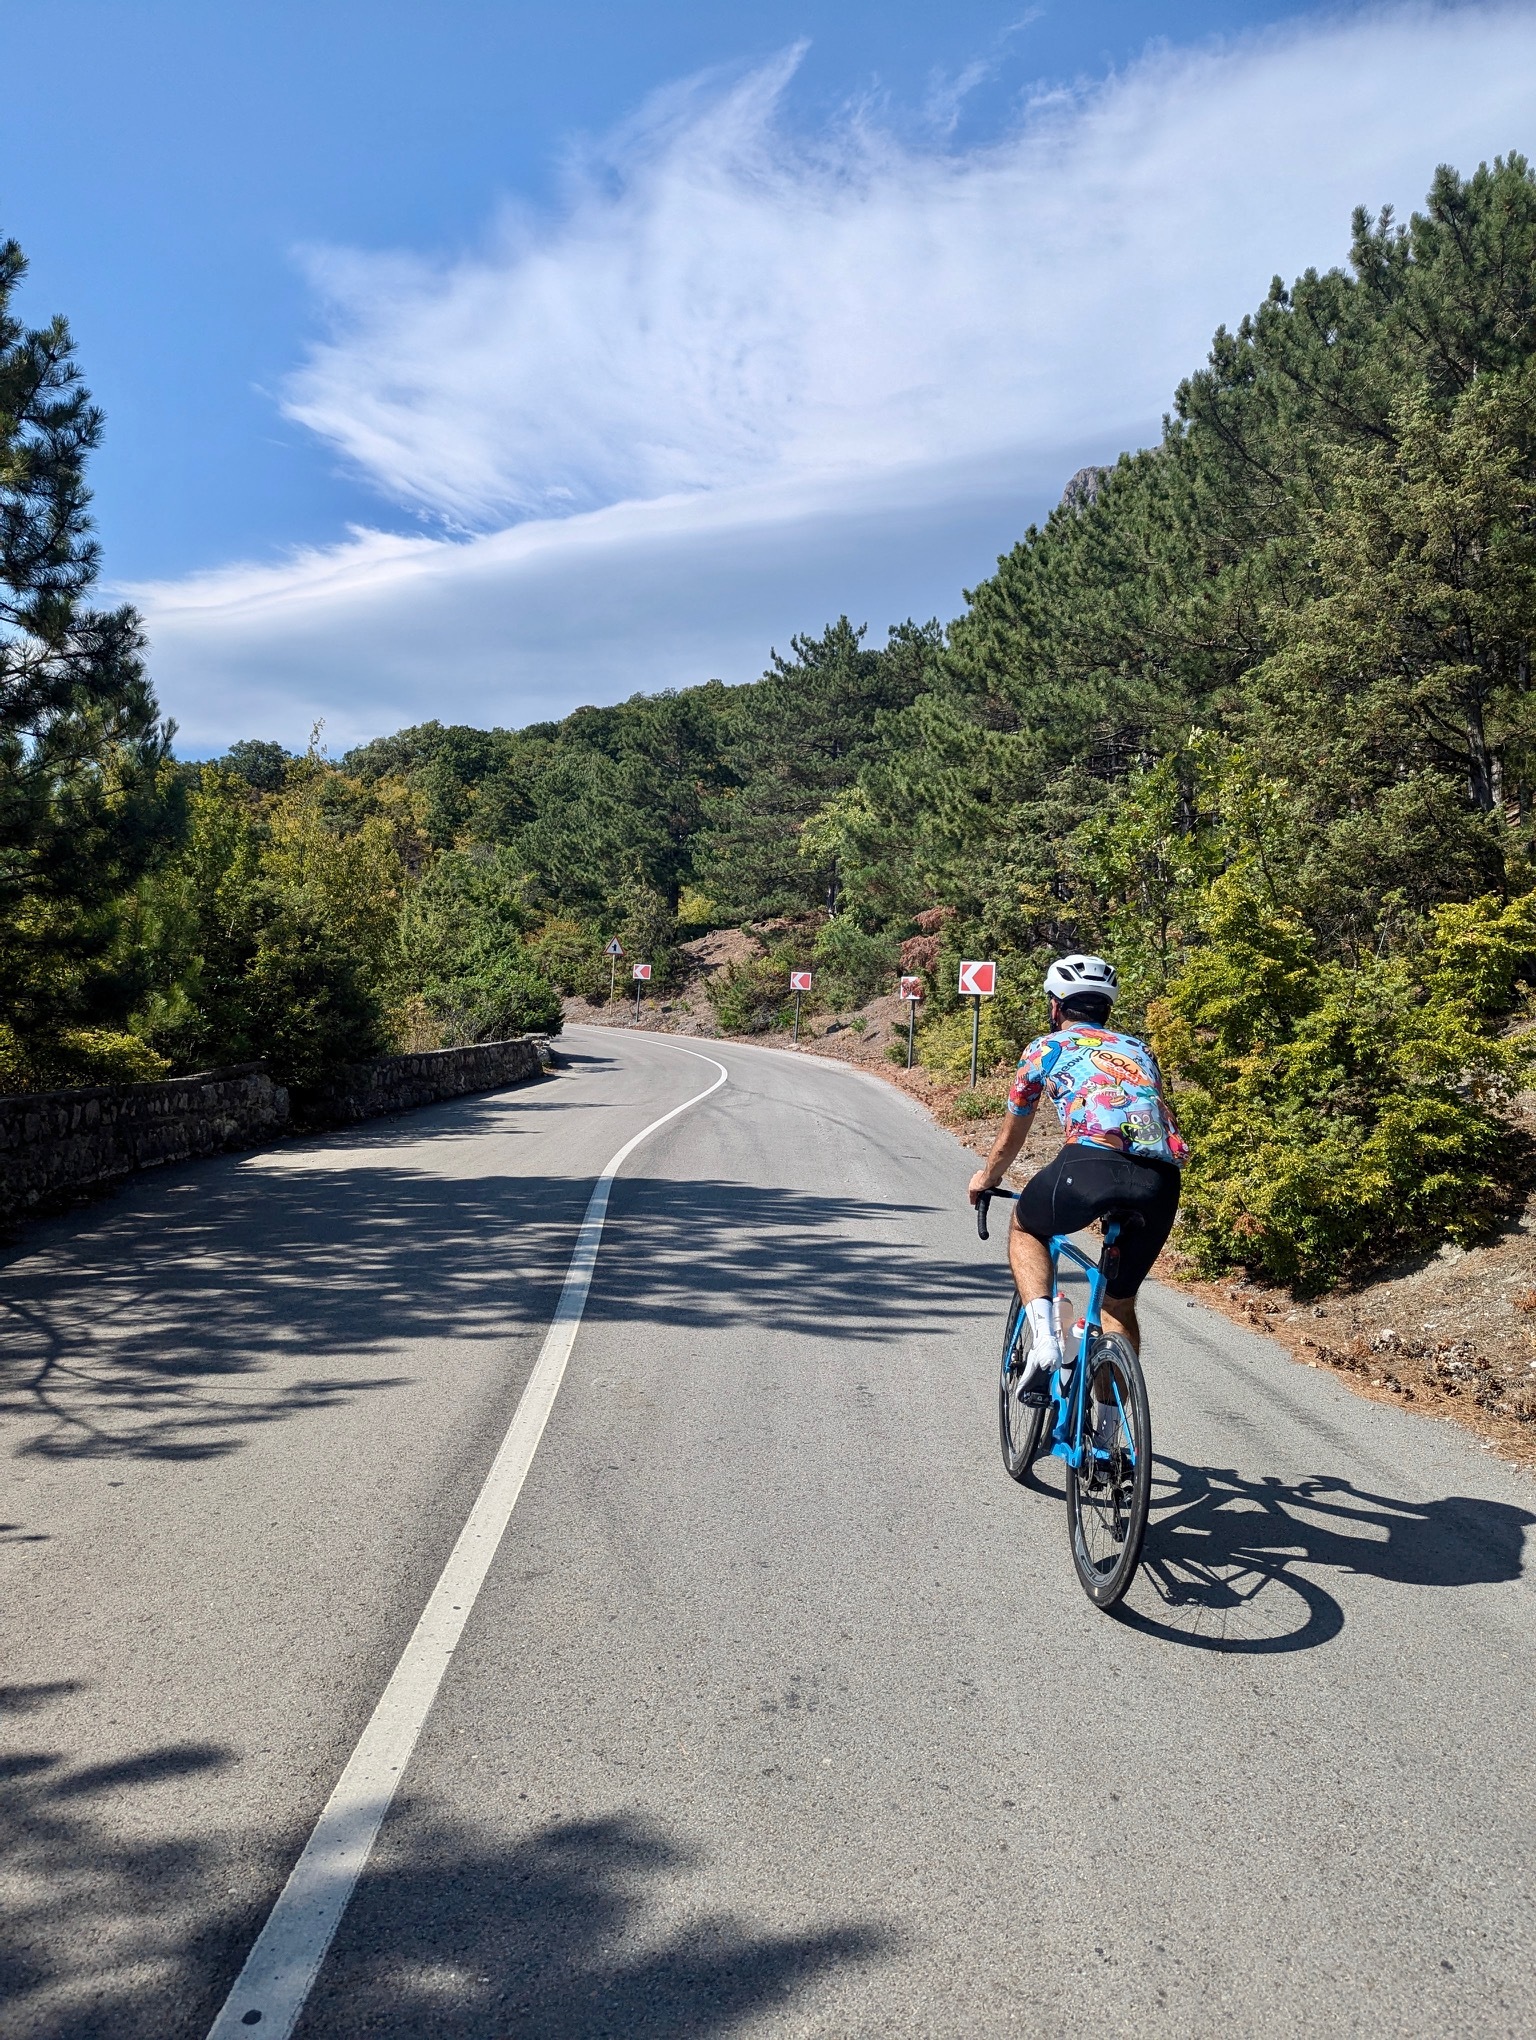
[1012,1143,1182,1297]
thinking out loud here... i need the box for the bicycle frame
[976,1187,1133,1476]
[1042,1222,1125,1472]
[979,1185,1152,1608]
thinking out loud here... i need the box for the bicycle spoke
[998,1299,1046,1483]
[1066,1334,1152,1609]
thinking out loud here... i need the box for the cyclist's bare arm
[967,1106,1034,1204]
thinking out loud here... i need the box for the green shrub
[811,918,898,1008]
[1153,875,1532,1288]
[917,995,1029,1082]
[526,917,606,1000]
[141,882,388,1091]
[615,882,678,987]
[1425,890,1536,1016]
[706,956,792,1033]
[949,1083,1009,1121]
[419,937,562,1045]
[0,1024,171,1093]
[399,847,563,1039]
[675,885,721,932]
[240,911,389,1086]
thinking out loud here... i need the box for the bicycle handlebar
[975,1186,1018,1241]
[976,1186,1147,1245]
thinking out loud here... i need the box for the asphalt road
[3,1027,1533,2038]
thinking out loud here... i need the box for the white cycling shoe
[1017,1299,1065,1406]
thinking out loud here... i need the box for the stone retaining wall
[0,1035,549,1223]
[290,1035,546,1127]
[0,1063,289,1221]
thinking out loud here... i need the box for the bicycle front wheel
[998,1295,1048,1483]
[1066,1333,1151,1608]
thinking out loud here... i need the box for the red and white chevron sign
[957,960,996,997]
[632,963,652,981]
[790,971,812,992]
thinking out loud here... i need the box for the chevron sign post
[899,975,924,1068]
[789,969,812,1042]
[957,960,997,1088]
[632,961,652,1021]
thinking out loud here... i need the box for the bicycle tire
[998,1295,1048,1483]
[1066,1333,1151,1608]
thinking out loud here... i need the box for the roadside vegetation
[8,160,1536,1300]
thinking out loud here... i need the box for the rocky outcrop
[1060,464,1112,513]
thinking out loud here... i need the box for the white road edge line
[206,1045,729,2040]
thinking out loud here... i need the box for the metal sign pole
[634,979,641,1024]
[907,1000,915,1069]
[969,994,980,1088]
[610,954,617,1001]
[793,991,801,1043]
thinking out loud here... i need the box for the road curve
[2,1026,1532,2037]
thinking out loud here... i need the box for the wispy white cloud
[135,4,1536,752]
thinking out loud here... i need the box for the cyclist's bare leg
[1013,1213,1143,1355]
[1102,1293,1140,1353]
[1009,1223,1052,1303]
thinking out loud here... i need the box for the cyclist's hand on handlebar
[967,1166,998,1208]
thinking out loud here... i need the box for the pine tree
[0,239,179,1071]
[700,618,937,920]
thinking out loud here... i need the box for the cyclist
[967,954,1186,1402]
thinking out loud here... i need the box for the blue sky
[5,2,1536,752]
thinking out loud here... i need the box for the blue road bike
[976,1188,1153,1610]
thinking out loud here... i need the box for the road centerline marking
[206,1045,728,2040]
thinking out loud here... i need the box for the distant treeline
[7,158,1536,1286]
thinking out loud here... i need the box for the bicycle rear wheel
[998,1295,1048,1483]
[1066,1333,1151,1608]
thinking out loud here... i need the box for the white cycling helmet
[1044,953,1118,1007]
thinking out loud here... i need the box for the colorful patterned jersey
[1006,1025,1188,1167]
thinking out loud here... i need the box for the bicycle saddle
[1099,1204,1146,1231]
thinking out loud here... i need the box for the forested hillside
[8,158,1536,1289]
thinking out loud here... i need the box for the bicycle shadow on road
[1109,1456,1534,1653]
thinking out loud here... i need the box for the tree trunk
[1467,702,1495,811]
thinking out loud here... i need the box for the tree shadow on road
[1107,1456,1534,1652]
[585,1175,990,1340]
[296,1802,897,2040]
[0,1680,246,2040]
[0,1681,893,2040]
[0,1073,995,1464]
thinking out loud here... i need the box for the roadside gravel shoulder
[568,989,1536,1479]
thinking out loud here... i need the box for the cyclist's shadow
[1110,1455,1533,1653]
